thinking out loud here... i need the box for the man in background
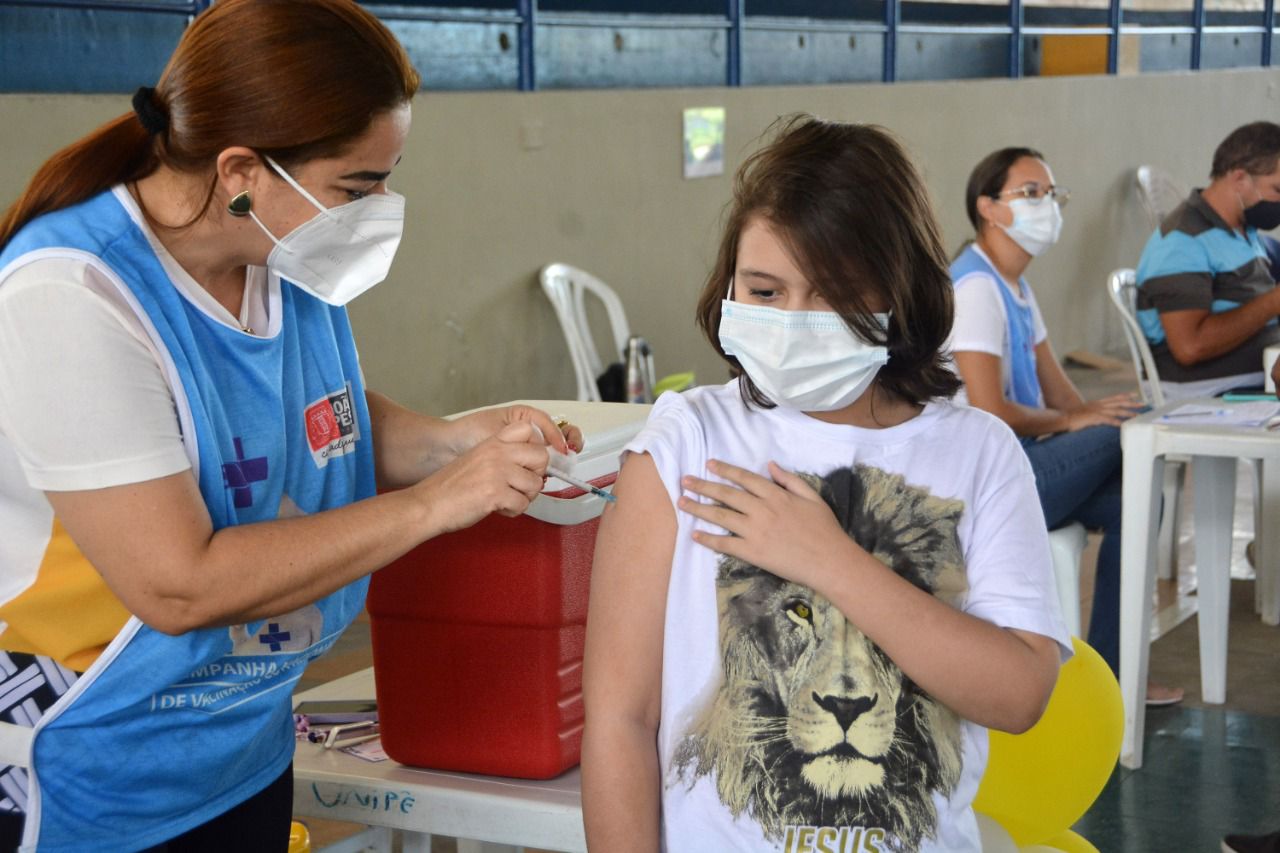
[1136,121,1280,398]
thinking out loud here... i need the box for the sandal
[1145,682,1185,707]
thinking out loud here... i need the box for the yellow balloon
[972,637,1121,846]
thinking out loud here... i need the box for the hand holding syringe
[533,418,617,504]
[545,447,617,504]
[546,464,617,504]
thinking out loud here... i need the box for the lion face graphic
[672,464,969,851]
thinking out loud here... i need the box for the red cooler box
[367,399,651,778]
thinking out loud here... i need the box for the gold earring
[227,190,252,217]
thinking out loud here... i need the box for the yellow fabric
[0,517,131,672]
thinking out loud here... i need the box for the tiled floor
[294,361,1280,852]
[1070,478,1279,853]
[1065,362,1280,852]
[1078,708,1280,851]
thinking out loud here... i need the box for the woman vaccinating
[0,1,575,848]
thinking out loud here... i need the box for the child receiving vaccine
[581,116,1071,852]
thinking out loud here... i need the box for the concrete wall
[3,68,1278,415]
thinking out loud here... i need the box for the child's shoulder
[640,381,769,449]
[651,380,747,423]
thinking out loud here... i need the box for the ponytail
[0,0,420,252]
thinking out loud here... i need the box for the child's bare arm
[582,453,675,851]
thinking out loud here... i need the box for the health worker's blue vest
[950,245,1044,409]
[0,188,375,852]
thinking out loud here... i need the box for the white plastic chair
[1135,165,1189,231]
[1049,521,1088,637]
[1107,268,1186,581]
[539,263,641,402]
[1111,269,1275,618]
[1108,269,1168,409]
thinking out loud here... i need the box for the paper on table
[1157,401,1280,427]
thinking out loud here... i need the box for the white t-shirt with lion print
[624,380,1072,853]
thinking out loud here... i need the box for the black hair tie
[131,86,169,136]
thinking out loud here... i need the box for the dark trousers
[142,764,294,853]
[0,764,294,853]
[1022,424,1124,674]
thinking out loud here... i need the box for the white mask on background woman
[1001,198,1063,257]
[718,285,891,412]
[248,155,405,306]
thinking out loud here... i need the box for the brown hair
[963,146,1045,232]
[695,114,960,407]
[1211,121,1280,179]
[0,0,420,249]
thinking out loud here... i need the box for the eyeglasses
[995,183,1071,208]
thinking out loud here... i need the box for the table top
[292,668,586,852]
[1122,397,1280,456]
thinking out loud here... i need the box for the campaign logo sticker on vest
[151,605,335,714]
[305,382,361,467]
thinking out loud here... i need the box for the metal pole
[517,0,536,92]
[1264,0,1275,65]
[1107,0,1122,73]
[726,0,743,86]
[884,0,899,82]
[1008,0,1023,77]
[1190,0,1205,69]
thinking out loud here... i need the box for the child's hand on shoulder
[677,459,851,589]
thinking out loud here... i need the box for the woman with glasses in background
[947,147,1183,705]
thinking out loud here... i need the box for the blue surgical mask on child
[718,281,891,412]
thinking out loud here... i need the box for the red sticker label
[305,401,339,451]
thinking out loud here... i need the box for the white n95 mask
[1001,198,1063,258]
[718,297,891,412]
[248,155,405,306]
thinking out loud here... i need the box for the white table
[1119,399,1280,769]
[292,669,586,853]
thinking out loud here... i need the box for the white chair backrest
[1107,267,1165,407]
[1134,165,1189,232]
[539,263,632,402]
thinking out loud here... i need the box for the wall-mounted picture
[683,106,725,179]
